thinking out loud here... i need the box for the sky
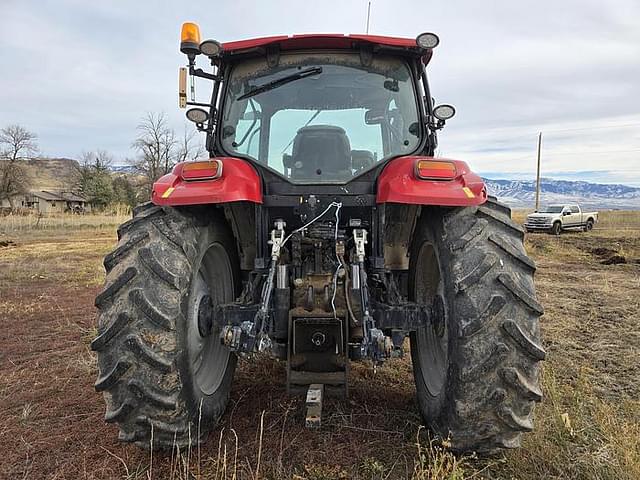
[1,0,639,186]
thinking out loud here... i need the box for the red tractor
[92,23,544,453]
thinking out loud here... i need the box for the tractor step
[305,383,324,428]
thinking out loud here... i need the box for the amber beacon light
[180,22,202,55]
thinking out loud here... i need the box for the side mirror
[365,109,385,125]
[563,211,570,216]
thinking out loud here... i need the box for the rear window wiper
[237,67,323,101]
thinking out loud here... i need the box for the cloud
[0,0,638,184]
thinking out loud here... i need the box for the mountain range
[483,177,640,209]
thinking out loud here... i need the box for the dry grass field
[1,210,639,479]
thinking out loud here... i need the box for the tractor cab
[175,27,456,185]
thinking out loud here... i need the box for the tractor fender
[376,156,487,206]
[152,157,263,206]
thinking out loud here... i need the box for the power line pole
[535,132,542,211]
[366,2,371,34]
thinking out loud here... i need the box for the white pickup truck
[524,204,598,235]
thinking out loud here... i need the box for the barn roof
[29,191,88,202]
[30,191,63,201]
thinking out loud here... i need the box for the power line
[541,148,640,156]
[540,122,640,134]
[452,122,640,142]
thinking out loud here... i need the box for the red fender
[151,157,262,206]
[376,156,487,206]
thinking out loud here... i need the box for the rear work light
[181,159,223,181]
[415,159,457,180]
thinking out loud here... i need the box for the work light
[416,32,440,49]
[200,39,223,57]
[186,107,209,124]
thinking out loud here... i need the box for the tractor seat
[351,150,375,172]
[287,125,352,180]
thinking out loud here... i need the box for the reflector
[415,159,457,180]
[181,159,223,181]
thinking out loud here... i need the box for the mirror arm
[428,118,445,131]
[186,101,213,107]
[189,66,221,82]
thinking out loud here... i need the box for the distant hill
[109,164,138,174]
[484,177,640,210]
[0,157,80,191]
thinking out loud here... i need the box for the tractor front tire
[92,204,239,449]
[409,197,545,454]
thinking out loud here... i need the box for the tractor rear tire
[92,203,239,449]
[409,197,545,454]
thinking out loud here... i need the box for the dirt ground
[1,213,639,479]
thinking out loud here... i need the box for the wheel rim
[414,242,448,397]
[186,243,234,396]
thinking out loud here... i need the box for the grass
[0,210,639,479]
[0,212,129,234]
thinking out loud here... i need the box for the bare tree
[176,126,205,164]
[132,113,205,196]
[132,112,177,193]
[80,149,113,172]
[0,124,38,210]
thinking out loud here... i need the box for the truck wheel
[409,197,544,453]
[92,203,239,449]
[550,221,561,235]
[584,219,594,232]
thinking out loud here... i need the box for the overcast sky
[1,0,639,185]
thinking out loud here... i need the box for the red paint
[152,157,262,206]
[222,34,423,55]
[377,156,487,206]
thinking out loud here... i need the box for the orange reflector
[415,160,457,180]
[181,159,222,181]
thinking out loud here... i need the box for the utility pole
[534,132,542,211]
[366,2,371,34]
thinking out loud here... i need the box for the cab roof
[221,34,432,62]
